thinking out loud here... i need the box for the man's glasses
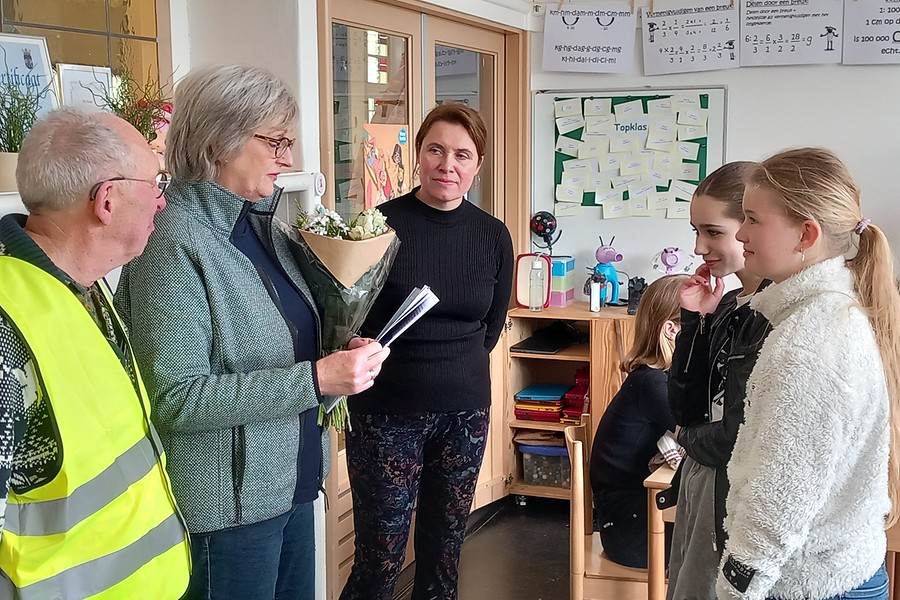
[89,172,169,200]
[253,134,295,159]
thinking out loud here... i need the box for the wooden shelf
[509,301,631,321]
[508,482,570,501]
[509,419,570,432]
[509,342,590,361]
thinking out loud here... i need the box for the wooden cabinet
[503,302,635,500]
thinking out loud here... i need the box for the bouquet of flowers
[290,206,400,430]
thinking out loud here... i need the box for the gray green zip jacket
[115,179,330,534]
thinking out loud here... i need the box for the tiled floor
[396,496,570,600]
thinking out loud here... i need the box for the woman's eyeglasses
[253,134,295,158]
[89,172,170,200]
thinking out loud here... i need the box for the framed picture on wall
[0,33,58,117]
[57,63,112,112]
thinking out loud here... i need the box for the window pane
[111,36,159,82]
[111,0,157,38]
[333,23,411,222]
[13,25,108,67]
[435,45,493,212]
[2,0,106,33]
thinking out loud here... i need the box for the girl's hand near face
[679,264,725,315]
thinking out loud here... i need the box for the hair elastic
[854,218,871,235]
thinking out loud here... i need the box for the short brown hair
[694,161,754,221]
[415,102,487,160]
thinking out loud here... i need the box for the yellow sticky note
[595,189,623,205]
[674,94,701,109]
[614,99,645,123]
[609,133,637,153]
[561,171,588,191]
[667,202,691,219]
[677,108,709,128]
[603,199,632,219]
[612,175,641,190]
[562,158,593,172]
[670,180,698,201]
[556,185,583,203]
[628,182,656,199]
[675,141,700,161]
[556,115,585,136]
[629,196,653,217]
[588,173,612,191]
[677,125,707,141]
[647,98,675,115]
[620,157,649,177]
[557,202,582,217]
[651,191,675,211]
[554,98,582,118]
[580,135,609,158]
[585,115,615,134]
[584,98,612,116]
[555,135,582,157]
[678,162,701,181]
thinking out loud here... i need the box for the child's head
[621,274,689,373]
[691,161,753,278]
[739,148,866,282]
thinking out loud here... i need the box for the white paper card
[555,135,583,157]
[562,172,588,190]
[667,202,691,219]
[583,98,613,116]
[595,189,624,205]
[557,202,583,217]
[585,115,616,134]
[678,162,701,181]
[554,98,582,118]
[647,98,675,115]
[677,108,709,127]
[556,185,583,203]
[603,199,632,218]
[670,179,698,201]
[562,158,594,172]
[676,141,701,161]
[677,125,708,141]
[615,99,645,123]
[556,115,585,136]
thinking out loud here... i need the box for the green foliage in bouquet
[92,67,170,143]
[0,83,42,153]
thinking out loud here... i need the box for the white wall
[530,15,900,286]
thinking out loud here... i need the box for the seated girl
[589,274,687,568]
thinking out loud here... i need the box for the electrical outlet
[532,3,545,16]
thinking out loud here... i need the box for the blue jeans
[186,502,315,600]
[823,565,889,600]
[766,564,888,600]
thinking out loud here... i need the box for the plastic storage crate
[519,444,571,489]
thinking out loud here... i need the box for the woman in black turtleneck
[340,103,514,600]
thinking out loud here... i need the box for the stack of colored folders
[561,366,590,424]
[514,383,572,422]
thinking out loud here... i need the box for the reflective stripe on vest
[0,256,191,599]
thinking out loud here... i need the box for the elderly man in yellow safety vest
[0,108,191,599]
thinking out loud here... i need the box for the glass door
[324,0,422,221]
[426,17,505,220]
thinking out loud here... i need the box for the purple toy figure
[592,236,623,305]
[653,246,695,275]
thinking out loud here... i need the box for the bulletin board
[531,87,726,284]
[535,87,726,219]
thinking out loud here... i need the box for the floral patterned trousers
[339,408,490,600]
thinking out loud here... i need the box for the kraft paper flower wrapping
[287,207,400,430]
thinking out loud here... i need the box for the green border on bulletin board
[553,94,709,206]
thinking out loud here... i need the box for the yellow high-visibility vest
[0,256,191,599]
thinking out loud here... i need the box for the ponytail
[847,224,900,526]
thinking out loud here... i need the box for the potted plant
[94,68,171,151]
[0,83,41,192]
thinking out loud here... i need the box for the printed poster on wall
[542,3,637,73]
[641,3,740,75]
[740,0,843,66]
[360,124,411,208]
[842,0,900,64]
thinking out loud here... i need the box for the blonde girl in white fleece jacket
[717,148,900,600]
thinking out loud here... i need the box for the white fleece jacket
[716,257,890,600]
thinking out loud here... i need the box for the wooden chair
[887,520,900,599]
[565,421,650,600]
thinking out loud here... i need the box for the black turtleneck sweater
[351,188,514,415]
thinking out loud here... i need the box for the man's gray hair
[166,64,298,182]
[16,108,137,213]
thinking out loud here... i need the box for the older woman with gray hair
[115,64,389,600]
